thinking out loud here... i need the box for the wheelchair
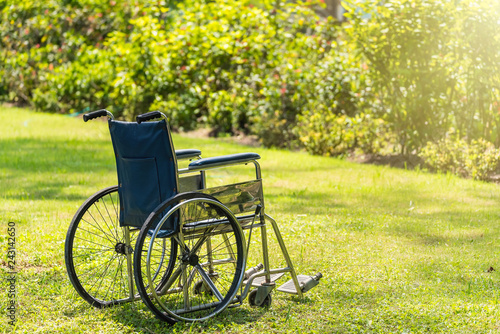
[64,109,322,323]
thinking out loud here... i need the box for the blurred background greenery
[1,0,499,179]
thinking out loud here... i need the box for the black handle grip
[136,111,162,124]
[83,109,109,122]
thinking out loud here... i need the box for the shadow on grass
[0,137,114,173]
[266,190,347,216]
[266,178,482,217]
[1,137,115,200]
[61,290,319,332]
[353,153,424,170]
[381,206,499,247]
[102,301,270,332]
[2,179,101,201]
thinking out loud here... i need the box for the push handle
[136,111,165,124]
[83,109,113,122]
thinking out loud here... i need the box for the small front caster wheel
[248,289,272,307]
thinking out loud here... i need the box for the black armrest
[175,149,202,160]
[188,153,260,171]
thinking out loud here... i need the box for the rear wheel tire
[65,186,137,307]
[134,192,246,323]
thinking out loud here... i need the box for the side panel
[198,179,263,216]
[178,174,203,192]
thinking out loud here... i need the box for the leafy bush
[0,0,164,105]
[297,110,389,157]
[451,1,500,145]
[21,0,351,148]
[344,0,500,154]
[465,140,500,181]
[293,39,388,156]
[3,0,500,163]
[419,135,500,181]
[344,0,457,154]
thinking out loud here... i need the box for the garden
[2,0,500,332]
[1,0,500,178]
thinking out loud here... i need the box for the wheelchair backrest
[109,119,178,227]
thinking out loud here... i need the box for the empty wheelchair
[64,109,322,323]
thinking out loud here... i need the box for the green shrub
[24,0,350,148]
[207,90,248,135]
[0,0,160,105]
[344,0,457,154]
[297,110,388,157]
[5,0,499,160]
[419,135,500,181]
[451,1,500,145]
[344,0,500,154]
[32,46,115,113]
[465,139,500,181]
[293,38,387,156]
[419,135,469,177]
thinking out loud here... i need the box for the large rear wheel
[134,192,246,323]
[65,186,137,307]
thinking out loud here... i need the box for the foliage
[344,0,454,154]
[297,110,389,157]
[0,0,169,105]
[2,0,500,164]
[294,41,389,156]
[6,0,347,147]
[344,0,500,154]
[0,0,365,149]
[451,1,500,145]
[419,134,500,181]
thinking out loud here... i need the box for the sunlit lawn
[2,106,500,333]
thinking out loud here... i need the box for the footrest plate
[277,275,313,294]
[243,272,285,287]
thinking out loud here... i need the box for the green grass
[2,106,500,333]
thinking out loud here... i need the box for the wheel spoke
[195,265,223,301]
[80,217,116,244]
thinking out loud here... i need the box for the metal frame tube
[206,237,215,274]
[123,226,135,300]
[260,223,272,284]
[264,214,303,298]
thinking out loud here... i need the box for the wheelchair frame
[64,109,321,323]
